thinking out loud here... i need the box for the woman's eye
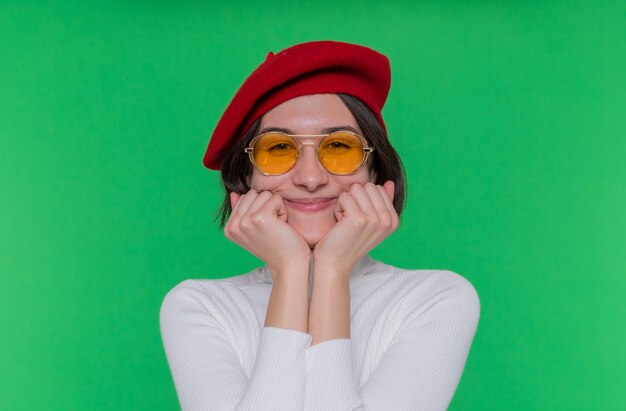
[324,140,351,150]
[268,143,295,151]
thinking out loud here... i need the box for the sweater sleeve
[303,272,481,411]
[304,339,361,410]
[159,281,312,411]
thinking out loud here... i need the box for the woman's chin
[289,219,334,249]
[300,230,325,249]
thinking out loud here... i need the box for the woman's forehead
[259,94,360,133]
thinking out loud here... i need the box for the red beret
[202,40,391,170]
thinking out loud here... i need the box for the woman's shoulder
[160,267,270,311]
[365,258,481,316]
[366,257,477,287]
[167,266,269,292]
[159,267,273,334]
[399,265,479,298]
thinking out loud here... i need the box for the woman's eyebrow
[258,126,294,134]
[321,125,360,134]
[258,125,361,135]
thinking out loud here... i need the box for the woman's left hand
[313,180,399,279]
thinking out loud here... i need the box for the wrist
[313,251,357,273]
[312,261,352,285]
[268,259,310,283]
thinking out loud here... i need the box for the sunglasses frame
[244,130,375,176]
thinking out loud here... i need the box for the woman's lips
[285,198,336,212]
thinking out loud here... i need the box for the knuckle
[226,227,240,241]
[229,223,241,235]
[250,212,266,225]
[239,219,253,232]
[352,214,367,227]
[391,215,399,230]
[379,215,392,229]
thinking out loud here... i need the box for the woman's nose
[291,145,329,191]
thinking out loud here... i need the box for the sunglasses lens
[319,132,366,175]
[252,133,298,175]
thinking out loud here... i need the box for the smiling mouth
[284,198,337,212]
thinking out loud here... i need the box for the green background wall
[1,1,624,409]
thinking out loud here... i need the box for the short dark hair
[216,93,406,227]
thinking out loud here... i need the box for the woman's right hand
[224,190,311,279]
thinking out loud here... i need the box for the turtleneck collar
[259,254,378,284]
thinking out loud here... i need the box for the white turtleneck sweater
[160,256,480,410]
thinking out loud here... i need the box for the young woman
[160,41,480,411]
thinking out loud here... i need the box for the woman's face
[249,94,375,248]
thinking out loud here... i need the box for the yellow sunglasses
[244,131,375,176]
